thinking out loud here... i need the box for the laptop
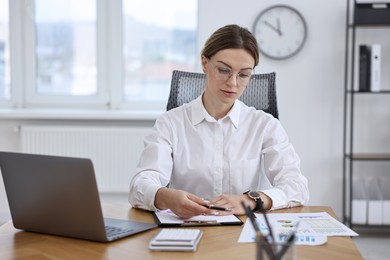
[0,151,157,242]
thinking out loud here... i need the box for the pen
[204,205,232,211]
[183,220,218,225]
[260,206,275,242]
[240,201,260,232]
[274,234,295,260]
[275,222,300,259]
[240,201,275,259]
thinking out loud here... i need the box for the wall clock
[253,5,307,60]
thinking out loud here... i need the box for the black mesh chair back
[166,70,279,119]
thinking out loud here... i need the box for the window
[0,0,10,101]
[123,0,197,107]
[0,0,198,110]
[35,0,97,96]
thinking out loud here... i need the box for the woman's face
[202,48,255,108]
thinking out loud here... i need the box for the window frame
[0,0,198,111]
[23,0,110,108]
[0,0,13,106]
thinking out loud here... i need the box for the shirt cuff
[144,184,164,211]
[261,187,287,210]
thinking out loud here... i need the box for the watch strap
[243,190,264,212]
[253,198,264,212]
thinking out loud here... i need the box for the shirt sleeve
[260,119,309,210]
[128,114,174,211]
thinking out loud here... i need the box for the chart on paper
[238,212,358,245]
[303,218,345,235]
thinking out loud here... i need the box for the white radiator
[20,125,152,193]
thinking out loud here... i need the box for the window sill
[0,108,164,121]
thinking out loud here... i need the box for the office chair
[166,70,279,119]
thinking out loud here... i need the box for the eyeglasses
[208,60,253,85]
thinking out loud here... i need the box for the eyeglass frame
[208,59,254,86]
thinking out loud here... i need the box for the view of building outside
[0,0,10,100]
[35,0,97,96]
[1,0,197,105]
[122,0,197,102]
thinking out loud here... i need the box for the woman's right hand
[154,187,215,219]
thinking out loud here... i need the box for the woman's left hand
[209,192,272,215]
[208,194,250,216]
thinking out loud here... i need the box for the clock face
[253,5,307,60]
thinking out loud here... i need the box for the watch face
[249,191,261,199]
[253,5,307,60]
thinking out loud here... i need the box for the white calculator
[149,228,203,251]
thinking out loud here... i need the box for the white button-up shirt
[129,96,309,211]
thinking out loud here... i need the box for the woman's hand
[154,188,216,219]
[209,193,272,216]
[208,194,249,216]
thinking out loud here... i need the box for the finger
[209,196,223,205]
[188,194,209,206]
[185,196,215,215]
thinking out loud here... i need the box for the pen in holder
[257,238,295,260]
[240,201,296,260]
[257,219,298,260]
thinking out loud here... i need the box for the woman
[129,24,309,219]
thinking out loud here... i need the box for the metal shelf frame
[342,0,390,227]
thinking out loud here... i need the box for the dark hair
[201,24,259,67]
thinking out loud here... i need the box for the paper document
[154,209,243,227]
[238,212,358,246]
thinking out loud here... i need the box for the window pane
[35,0,97,96]
[0,0,10,100]
[123,0,197,103]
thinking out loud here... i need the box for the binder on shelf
[366,177,383,225]
[378,177,390,225]
[358,45,371,92]
[370,44,381,92]
[352,177,367,224]
[355,2,390,25]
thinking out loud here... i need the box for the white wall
[0,0,389,221]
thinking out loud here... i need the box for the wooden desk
[0,204,363,260]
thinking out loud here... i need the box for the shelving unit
[343,0,390,227]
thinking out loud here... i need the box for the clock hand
[276,18,282,36]
[263,20,280,35]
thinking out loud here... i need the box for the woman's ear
[201,55,208,73]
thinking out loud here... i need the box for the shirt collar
[191,94,241,128]
[227,100,240,128]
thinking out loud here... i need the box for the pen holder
[256,239,295,260]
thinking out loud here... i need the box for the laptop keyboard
[105,225,135,237]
